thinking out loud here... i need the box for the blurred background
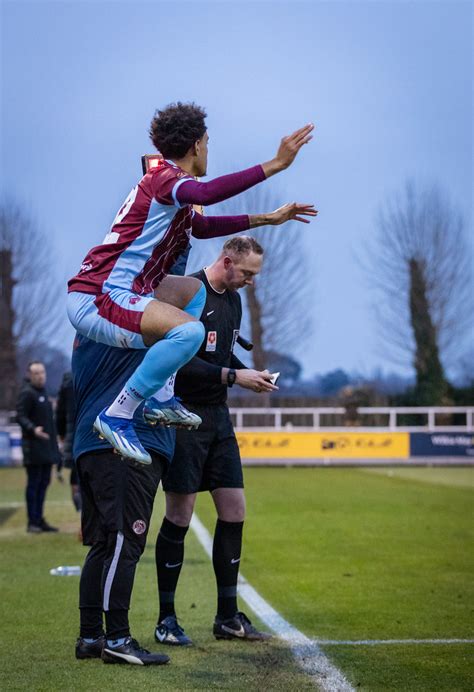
[1,0,472,413]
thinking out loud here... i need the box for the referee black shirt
[175,268,246,405]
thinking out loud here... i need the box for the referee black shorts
[77,449,166,547]
[162,403,243,494]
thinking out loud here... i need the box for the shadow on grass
[0,507,18,525]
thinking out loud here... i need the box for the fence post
[274,410,282,430]
[389,410,397,430]
[236,410,243,429]
[427,409,435,431]
[467,409,473,431]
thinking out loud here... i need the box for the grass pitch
[0,465,473,690]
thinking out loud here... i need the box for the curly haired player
[67,102,316,464]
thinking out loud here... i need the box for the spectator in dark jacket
[16,361,60,533]
[56,372,82,512]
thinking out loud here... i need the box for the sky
[1,0,472,379]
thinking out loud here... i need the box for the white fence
[229,407,474,432]
[2,407,473,467]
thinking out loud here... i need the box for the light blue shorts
[67,288,155,349]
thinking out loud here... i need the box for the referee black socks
[156,517,189,621]
[213,519,244,620]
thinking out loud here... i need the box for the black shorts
[77,449,165,547]
[162,403,243,494]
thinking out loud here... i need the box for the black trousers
[25,464,52,526]
[77,449,165,640]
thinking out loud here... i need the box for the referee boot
[27,523,42,533]
[155,615,193,646]
[143,396,202,430]
[40,518,59,532]
[75,635,105,659]
[102,636,170,665]
[93,409,152,465]
[213,611,272,641]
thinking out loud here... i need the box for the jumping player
[67,102,316,464]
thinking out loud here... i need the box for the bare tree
[186,185,315,373]
[0,243,17,409]
[248,191,314,364]
[367,181,472,403]
[0,201,65,407]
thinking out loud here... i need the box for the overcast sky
[1,1,472,379]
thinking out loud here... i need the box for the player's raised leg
[94,293,205,464]
[143,276,204,430]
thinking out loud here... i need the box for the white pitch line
[314,638,474,646]
[190,514,354,692]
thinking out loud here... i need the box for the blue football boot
[143,397,202,430]
[155,616,193,646]
[93,408,152,465]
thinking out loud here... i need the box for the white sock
[152,374,176,402]
[106,387,143,419]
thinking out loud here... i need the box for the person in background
[16,361,61,533]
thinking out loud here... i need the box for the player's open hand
[275,124,314,169]
[261,124,314,178]
[236,369,279,393]
[268,202,318,225]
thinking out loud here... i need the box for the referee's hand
[235,369,279,393]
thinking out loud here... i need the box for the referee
[154,236,277,646]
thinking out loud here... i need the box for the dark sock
[212,519,244,620]
[155,517,188,622]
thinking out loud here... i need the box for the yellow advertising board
[236,432,410,459]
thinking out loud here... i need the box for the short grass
[1,465,473,690]
[0,467,311,691]
[196,466,474,691]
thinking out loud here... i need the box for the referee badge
[206,331,217,352]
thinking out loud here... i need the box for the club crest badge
[206,331,217,352]
[132,519,147,535]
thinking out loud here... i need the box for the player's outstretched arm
[175,124,315,207]
[177,166,266,207]
[191,203,317,240]
[249,203,318,228]
[191,212,252,239]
